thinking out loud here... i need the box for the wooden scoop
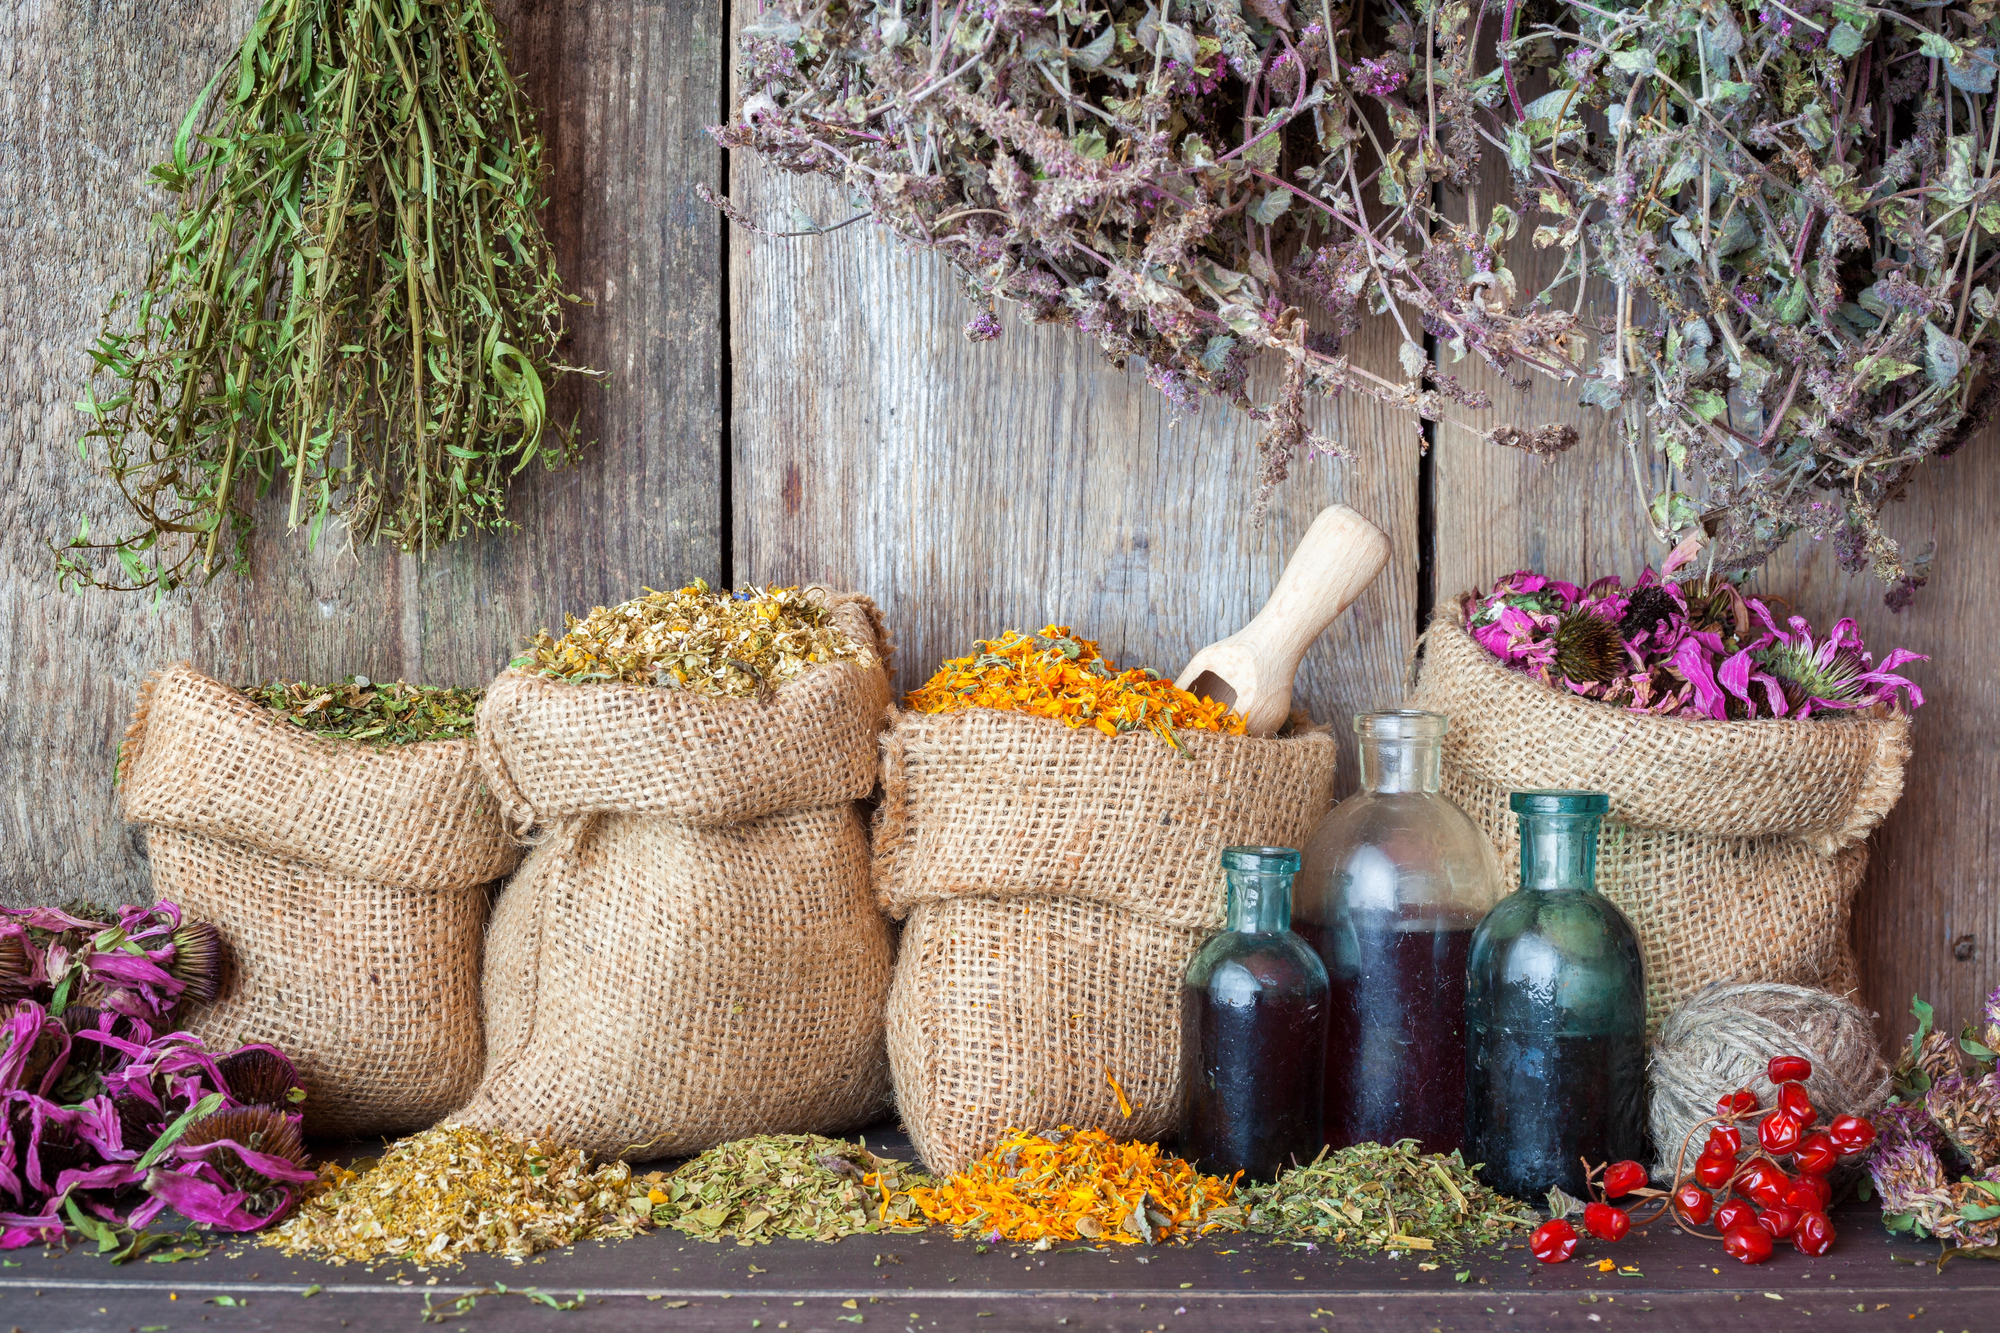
[1175,505,1392,737]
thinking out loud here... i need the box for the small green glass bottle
[1465,791,1647,1199]
[1180,847,1329,1182]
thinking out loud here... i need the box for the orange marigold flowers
[909,1127,1245,1245]
[904,627,1245,742]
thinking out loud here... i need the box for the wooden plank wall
[0,1,1988,1044]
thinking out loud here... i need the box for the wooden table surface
[4,1131,1995,1333]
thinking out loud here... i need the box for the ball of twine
[1649,981,1892,1178]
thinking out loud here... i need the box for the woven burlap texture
[120,662,517,889]
[1411,617,1910,1030]
[877,709,1339,1173]
[458,593,896,1159]
[120,662,516,1137]
[145,828,488,1138]
[475,596,893,838]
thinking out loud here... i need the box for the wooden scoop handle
[1175,505,1391,737]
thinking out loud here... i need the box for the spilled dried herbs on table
[906,627,1245,742]
[911,1127,1245,1245]
[237,679,482,745]
[651,1135,929,1244]
[260,1125,656,1267]
[1241,1140,1539,1257]
[516,581,876,696]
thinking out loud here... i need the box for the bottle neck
[1225,869,1295,933]
[1518,812,1603,892]
[1359,737,1443,794]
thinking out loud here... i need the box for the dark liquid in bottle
[1465,1025,1649,1198]
[1180,962,1326,1182]
[1303,923,1474,1154]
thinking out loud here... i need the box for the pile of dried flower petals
[258,1125,655,1267]
[516,580,875,697]
[905,627,1244,743]
[910,1127,1244,1246]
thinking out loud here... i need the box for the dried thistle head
[217,1046,303,1109]
[166,920,223,1007]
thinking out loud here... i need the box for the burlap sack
[877,707,1339,1173]
[456,593,896,1158]
[1410,616,1911,1029]
[120,663,515,1136]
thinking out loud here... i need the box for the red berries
[1793,1210,1836,1257]
[1673,1183,1714,1225]
[1735,1157,1788,1209]
[1694,1151,1738,1189]
[1717,1088,1762,1118]
[1776,1082,1817,1125]
[1531,1218,1579,1264]
[1758,1111,1804,1155]
[1584,1202,1632,1242]
[1767,1055,1813,1083]
[1602,1160,1648,1198]
[1756,1203,1802,1240]
[1828,1114,1877,1155]
[1793,1131,1839,1177]
[1705,1125,1743,1157]
[1723,1223,1776,1264]
[1714,1197,1756,1233]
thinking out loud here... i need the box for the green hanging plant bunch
[60,0,589,595]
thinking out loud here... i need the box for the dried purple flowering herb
[712,0,1579,509]
[1504,1,2000,603]
[1871,989,2000,1255]
[0,903,309,1249]
[1464,540,1925,718]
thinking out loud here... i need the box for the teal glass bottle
[1465,791,1647,1198]
[1180,847,1329,1182]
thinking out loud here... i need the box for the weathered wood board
[0,0,724,903]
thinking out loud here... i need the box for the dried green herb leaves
[516,580,876,696]
[239,678,480,745]
[62,0,589,596]
[651,1135,930,1244]
[1241,1140,1538,1256]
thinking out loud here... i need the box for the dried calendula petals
[1240,1140,1538,1257]
[910,1126,1243,1245]
[905,627,1245,744]
[257,1124,655,1268]
[652,1134,930,1244]
[238,678,481,745]
[515,579,874,696]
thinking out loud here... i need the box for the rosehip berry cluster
[1669,1054,1876,1264]
[1528,1157,1661,1264]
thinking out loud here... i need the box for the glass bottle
[1179,846,1329,1182]
[1465,790,1648,1199]
[1295,710,1501,1154]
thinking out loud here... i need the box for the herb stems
[63,0,589,596]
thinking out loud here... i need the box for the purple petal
[1717,647,1756,705]
[1671,637,1729,719]
[143,1166,300,1232]
[174,1138,316,1185]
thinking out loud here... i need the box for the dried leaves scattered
[62,0,588,596]
[259,1125,655,1267]
[650,1134,930,1243]
[238,678,481,745]
[1241,1140,1538,1256]
[516,580,876,696]
[910,1126,1245,1244]
[720,0,2000,597]
[1869,989,2000,1254]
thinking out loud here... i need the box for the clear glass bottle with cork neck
[1295,710,1501,1154]
[1179,846,1329,1182]
[1465,790,1648,1198]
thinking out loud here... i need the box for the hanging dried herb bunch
[714,0,1578,506]
[61,0,589,596]
[1505,0,2000,606]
